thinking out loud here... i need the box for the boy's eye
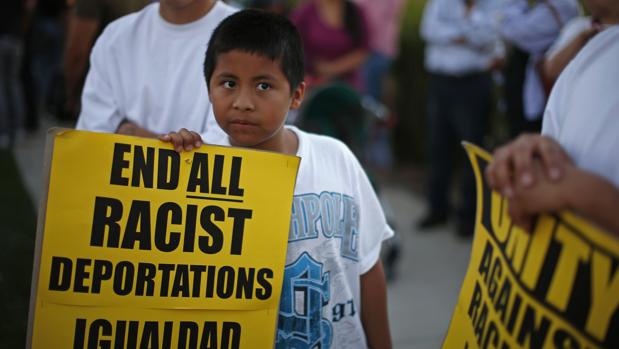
[223,81,236,89]
[257,82,271,91]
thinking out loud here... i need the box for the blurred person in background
[498,0,579,135]
[355,0,404,104]
[418,0,502,237]
[75,0,236,142]
[63,0,152,121]
[355,0,405,170]
[0,0,30,147]
[290,0,369,93]
[30,0,68,121]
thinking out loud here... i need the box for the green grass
[0,149,37,348]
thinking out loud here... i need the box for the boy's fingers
[179,128,195,151]
[190,131,203,147]
[167,132,184,152]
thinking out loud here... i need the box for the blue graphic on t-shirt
[289,192,359,261]
[276,252,332,349]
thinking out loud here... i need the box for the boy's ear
[290,82,306,110]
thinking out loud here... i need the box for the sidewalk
[12,118,472,348]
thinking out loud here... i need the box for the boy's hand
[159,128,203,153]
[485,134,572,198]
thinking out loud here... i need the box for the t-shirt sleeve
[75,28,124,133]
[542,47,575,137]
[348,151,394,274]
[545,17,591,60]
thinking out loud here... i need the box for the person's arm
[544,26,598,82]
[507,161,619,235]
[314,3,370,80]
[462,3,500,50]
[116,120,160,138]
[64,15,100,119]
[361,260,392,349]
[76,26,127,133]
[499,0,566,54]
[314,49,369,80]
[420,0,468,45]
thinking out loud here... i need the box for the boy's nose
[232,89,255,111]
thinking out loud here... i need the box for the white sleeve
[76,32,124,133]
[420,0,466,45]
[350,151,394,274]
[499,1,564,54]
[421,0,497,50]
[464,8,500,50]
[541,57,572,137]
[545,17,590,60]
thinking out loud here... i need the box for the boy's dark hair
[204,9,304,92]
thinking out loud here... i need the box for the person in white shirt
[76,0,237,143]
[418,0,502,236]
[498,0,579,133]
[486,0,619,238]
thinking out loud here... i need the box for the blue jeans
[362,51,392,101]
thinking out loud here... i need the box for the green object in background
[299,83,367,159]
[0,149,36,348]
[392,0,428,164]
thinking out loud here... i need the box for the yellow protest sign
[443,143,619,349]
[27,129,300,348]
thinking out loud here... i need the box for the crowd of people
[416,0,619,237]
[1,0,618,347]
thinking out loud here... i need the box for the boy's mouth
[229,118,258,126]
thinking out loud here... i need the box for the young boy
[161,10,393,348]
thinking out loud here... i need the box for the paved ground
[12,117,473,348]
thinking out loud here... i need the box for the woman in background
[290,0,369,92]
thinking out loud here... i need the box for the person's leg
[363,51,392,101]
[503,47,529,139]
[363,52,394,169]
[0,37,24,148]
[420,74,454,228]
[452,74,492,236]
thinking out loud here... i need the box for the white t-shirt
[76,1,237,143]
[224,126,394,348]
[542,25,619,187]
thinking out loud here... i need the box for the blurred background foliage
[392,0,427,164]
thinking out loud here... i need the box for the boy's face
[208,50,305,152]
